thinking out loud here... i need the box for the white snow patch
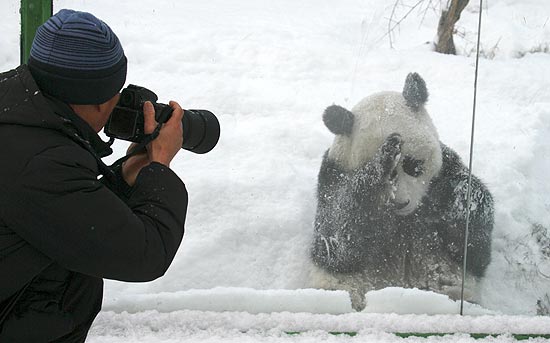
[103,287,353,314]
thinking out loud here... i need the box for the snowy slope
[2,0,550,340]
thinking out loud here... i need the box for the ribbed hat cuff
[28,55,127,105]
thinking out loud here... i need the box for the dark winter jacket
[0,65,187,340]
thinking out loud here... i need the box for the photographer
[0,9,187,342]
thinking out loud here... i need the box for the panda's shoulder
[435,143,490,195]
[320,149,346,177]
[439,143,466,176]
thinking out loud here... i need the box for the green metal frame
[395,333,550,340]
[20,0,53,64]
[287,332,550,340]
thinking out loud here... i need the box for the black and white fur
[310,73,494,311]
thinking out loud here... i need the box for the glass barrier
[1,0,546,319]
[54,1,548,320]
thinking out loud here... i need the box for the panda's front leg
[356,133,403,198]
[311,134,402,273]
[329,133,403,268]
[437,171,495,279]
[350,133,403,255]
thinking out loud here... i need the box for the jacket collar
[1,65,113,158]
[43,94,113,158]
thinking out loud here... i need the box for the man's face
[70,93,121,133]
[98,93,120,131]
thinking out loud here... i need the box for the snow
[2,0,550,341]
[103,287,353,315]
[88,310,550,343]
[100,287,493,316]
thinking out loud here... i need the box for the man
[0,9,187,341]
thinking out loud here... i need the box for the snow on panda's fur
[310,73,494,311]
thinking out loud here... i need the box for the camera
[104,84,220,154]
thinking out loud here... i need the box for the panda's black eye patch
[402,156,424,177]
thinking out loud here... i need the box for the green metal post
[20,0,53,64]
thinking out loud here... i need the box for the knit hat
[28,9,127,105]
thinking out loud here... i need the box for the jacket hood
[0,65,66,130]
[0,65,113,158]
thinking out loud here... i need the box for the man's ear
[97,102,110,114]
[322,105,354,136]
[70,100,115,132]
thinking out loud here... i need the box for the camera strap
[109,120,164,170]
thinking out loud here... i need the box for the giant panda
[310,73,494,311]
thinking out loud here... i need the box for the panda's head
[323,73,442,216]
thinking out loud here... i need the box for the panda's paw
[378,133,402,178]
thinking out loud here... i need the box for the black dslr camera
[104,85,220,154]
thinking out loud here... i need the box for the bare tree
[436,0,470,54]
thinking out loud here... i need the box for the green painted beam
[20,0,53,64]
[395,332,550,340]
[287,332,550,340]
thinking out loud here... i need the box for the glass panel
[7,0,535,320]
[48,0,477,316]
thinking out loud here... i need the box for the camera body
[104,85,220,154]
[104,85,164,143]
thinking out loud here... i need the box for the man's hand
[144,100,184,167]
[122,101,184,186]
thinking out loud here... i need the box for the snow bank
[363,288,495,315]
[88,310,550,342]
[103,287,352,314]
[103,287,494,315]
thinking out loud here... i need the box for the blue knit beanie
[28,9,127,105]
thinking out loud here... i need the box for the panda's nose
[392,199,410,210]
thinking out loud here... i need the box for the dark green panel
[287,332,550,340]
[20,0,53,64]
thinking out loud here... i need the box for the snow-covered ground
[88,310,550,343]
[2,0,550,341]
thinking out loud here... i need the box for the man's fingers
[143,101,156,134]
[168,101,184,124]
[126,142,138,154]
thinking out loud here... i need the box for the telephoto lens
[181,109,220,154]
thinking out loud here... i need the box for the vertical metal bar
[460,0,484,316]
[20,0,53,64]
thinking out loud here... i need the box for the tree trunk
[435,0,470,54]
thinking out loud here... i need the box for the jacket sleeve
[99,163,133,202]
[4,145,187,282]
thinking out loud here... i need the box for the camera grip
[156,105,174,124]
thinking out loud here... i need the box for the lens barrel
[181,109,220,154]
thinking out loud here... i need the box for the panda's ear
[323,105,354,136]
[403,72,428,111]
